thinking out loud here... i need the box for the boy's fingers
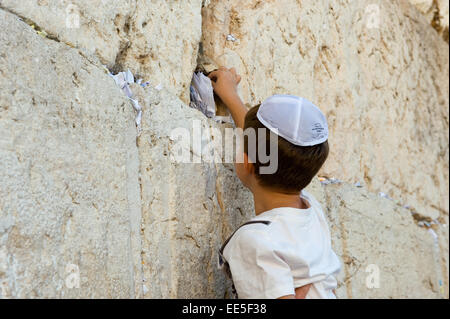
[208,70,218,81]
[229,68,241,84]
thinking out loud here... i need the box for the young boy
[208,67,341,299]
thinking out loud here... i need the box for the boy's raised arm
[208,67,247,129]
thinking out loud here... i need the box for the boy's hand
[207,66,247,129]
[208,67,242,105]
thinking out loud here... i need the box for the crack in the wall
[322,187,352,299]
[0,5,114,79]
[110,0,140,75]
[167,160,179,298]
[0,5,61,42]
[125,133,144,299]
[431,0,449,43]
[0,6,60,43]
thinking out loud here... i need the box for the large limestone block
[131,84,254,298]
[201,0,449,220]
[322,183,446,298]
[0,9,142,298]
[129,78,447,298]
[439,0,450,40]
[409,0,449,41]
[0,0,203,103]
[409,0,438,23]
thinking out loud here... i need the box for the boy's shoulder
[233,219,273,243]
[223,191,327,256]
[223,220,273,257]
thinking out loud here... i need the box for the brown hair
[244,104,329,193]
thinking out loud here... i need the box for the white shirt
[223,190,341,299]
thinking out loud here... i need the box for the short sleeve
[223,226,295,299]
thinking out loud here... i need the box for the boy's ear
[243,152,255,174]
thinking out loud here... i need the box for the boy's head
[236,95,329,194]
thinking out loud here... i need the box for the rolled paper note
[196,55,231,118]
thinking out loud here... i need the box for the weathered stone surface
[437,215,450,297]
[130,83,448,298]
[0,9,142,298]
[1,0,448,299]
[321,183,445,298]
[201,0,449,220]
[409,0,449,41]
[305,179,448,299]
[131,84,254,298]
[0,0,203,103]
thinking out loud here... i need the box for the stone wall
[409,0,449,42]
[0,0,203,104]
[0,8,141,297]
[201,0,449,221]
[0,0,448,298]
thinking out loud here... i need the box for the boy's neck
[251,186,308,216]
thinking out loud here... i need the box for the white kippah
[256,95,329,146]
